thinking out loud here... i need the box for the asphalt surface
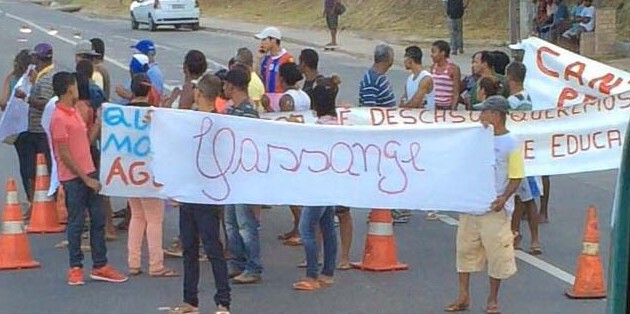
[0,1,618,313]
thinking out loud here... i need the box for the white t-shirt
[493,133,525,215]
[41,96,60,197]
[580,6,595,32]
[406,70,436,109]
[283,89,311,112]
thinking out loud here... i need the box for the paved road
[0,1,617,313]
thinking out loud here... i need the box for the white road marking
[2,11,229,91]
[435,213,576,285]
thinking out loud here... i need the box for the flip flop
[168,303,199,314]
[283,236,303,246]
[150,267,179,277]
[277,232,296,240]
[317,276,334,287]
[336,263,352,271]
[128,268,143,276]
[292,278,321,291]
[444,301,469,312]
[484,304,501,314]
[528,246,543,256]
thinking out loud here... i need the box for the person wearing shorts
[323,0,340,47]
[445,96,524,314]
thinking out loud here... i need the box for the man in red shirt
[50,72,127,286]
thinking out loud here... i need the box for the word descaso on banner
[149,108,497,212]
[262,91,630,177]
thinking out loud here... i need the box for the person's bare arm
[58,143,101,191]
[491,178,522,212]
[450,64,462,110]
[89,108,102,145]
[115,85,133,101]
[0,73,12,110]
[401,77,433,108]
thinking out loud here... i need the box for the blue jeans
[299,206,337,279]
[63,173,107,269]
[180,203,231,309]
[14,132,51,200]
[225,204,262,275]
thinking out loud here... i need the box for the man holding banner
[446,96,523,314]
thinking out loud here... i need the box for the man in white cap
[255,26,294,94]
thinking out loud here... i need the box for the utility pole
[606,119,630,314]
[509,0,520,44]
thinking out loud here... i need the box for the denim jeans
[63,173,106,269]
[14,132,51,199]
[448,18,464,52]
[299,206,337,279]
[180,203,231,309]
[225,204,262,275]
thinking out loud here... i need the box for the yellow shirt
[249,72,265,106]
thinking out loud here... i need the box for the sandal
[444,300,470,312]
[317,275,334,287]
[484,304,501,314]
[513,233,523,251]
[528,245,543,256]
[129,268,143,276]
[336,263,352,271]
[150,267,179,277]
[283,236,302,246]
[277,231,296,240]
[292,278,321,291]
[168,303,199,314]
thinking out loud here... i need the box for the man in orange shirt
[50,72,127,286]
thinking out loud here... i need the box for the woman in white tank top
[278,62,311,111]
[405,70,435,109]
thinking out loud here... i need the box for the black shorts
[326,14,338,30]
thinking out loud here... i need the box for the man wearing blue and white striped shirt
[358,44,396,107]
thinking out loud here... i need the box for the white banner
[262,91,630,176]
[0,68,33,143]
[149,108,497,212]
[99,104,164,198]
[510,37,630,109]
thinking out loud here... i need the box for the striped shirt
[358,68,396,107]
[431,62,455,108]
[225,101,260,119]
[29,65,56,133]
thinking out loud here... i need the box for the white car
[130,0,200,32]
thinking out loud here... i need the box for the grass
[68,0,629,42]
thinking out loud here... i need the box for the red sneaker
[90,265,128,283]
[68,267,84,286]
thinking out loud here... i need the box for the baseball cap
[31,43,53,58]
[473,95,511,113]
[129,54,150,74]
[254,27,282,40]
[130,39,156,55]
[74,40,100,56]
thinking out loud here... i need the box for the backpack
[513,93,533,111]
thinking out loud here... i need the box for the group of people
[0,22,554,313]
[529,0,596,45]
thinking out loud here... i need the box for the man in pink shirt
[50,71,127,286]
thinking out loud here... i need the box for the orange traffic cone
[351,209,408,271]
[56,186,67,224]
[27,154,65,233]
[0,178,40,270]
[565,205,606,299]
